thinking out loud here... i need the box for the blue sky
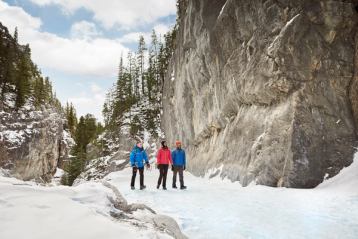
[0,0,176,121]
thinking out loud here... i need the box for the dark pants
[157,164,169,188]
[131,167,144,187]
[173,165,184,187]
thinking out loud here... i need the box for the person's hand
[146,163,150,169]
[156,163,159,169]
[183,166,186,171]
[171,165,174,171]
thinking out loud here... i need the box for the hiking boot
[172,185,177,189]
[140,185,146,190]
[157,184,160,189]
[180,186,187,190]
[131,186,135,190]
[163,187,167,190]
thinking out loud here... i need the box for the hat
[161,140,166,147]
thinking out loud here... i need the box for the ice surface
[106,153,358,239]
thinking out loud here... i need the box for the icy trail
[106,156,358,239]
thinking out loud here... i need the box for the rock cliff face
[0,22,73,182]
[0,105,73,182]
[162,0,358,187]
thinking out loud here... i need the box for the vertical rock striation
[162,0,358,187]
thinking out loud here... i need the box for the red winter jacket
[157,147,173,165]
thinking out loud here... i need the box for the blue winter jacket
[130,146,148,168]
[171,149,186,166]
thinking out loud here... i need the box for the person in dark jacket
[130,141,150,190]
[171,141,187,189]
[156,140,172,190]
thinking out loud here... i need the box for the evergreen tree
[130,115,143,136]
[15,45,32,108]
[137,35,147,97]
[102,27,177,137]
[102,102,110,126]
[66,103,77,137]
[84,114,98,144]
[96,122,105,136]
[13,27,18,43]
[147,30,159,102]
[63,114,101,185]
[63,154,85,186]
[1,42,16,100]
[128,52,139,101]
[44,77,53,103]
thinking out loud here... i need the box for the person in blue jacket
[130,141,150,190]
[171,141,187,189]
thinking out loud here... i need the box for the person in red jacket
[156,140,172,190]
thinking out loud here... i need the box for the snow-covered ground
[1,155,358,239]
[0,175,173,239]
[106,155,358,239]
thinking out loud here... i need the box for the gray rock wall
[162,0,358,188]
[0,107,72,182]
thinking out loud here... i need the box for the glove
[156,164,159,169]
[183,166,186,171]
[132,166,138,172]
[146,162,150,169]
[171,165,174,171]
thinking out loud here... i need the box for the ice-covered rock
[103,181,188,239]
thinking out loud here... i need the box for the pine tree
[137,35,147,97]
[15,45,32,108]
[102,102,110,126]
[33,77,47,107]
[130,115,143,136]
[147,30,159,102]
[13,27,18,43]
[84,114,98,144]
[63,114,103,185]
[96,122,105,135]
[102,27,177,137]
[1,26,61,111]
[1,42,16,100]
[127,52,139,101]
[68,103,77,137]
[44,77,53,103]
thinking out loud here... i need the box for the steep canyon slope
[0,23,72,182]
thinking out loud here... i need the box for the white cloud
[153,24,171,37]
[70,21,101,40]
[29,0,176,30]
[0,1,42,30]
[119,24,172,45]
[68,83,106,121]
[0,1,129,78]
[119,31,149,44]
